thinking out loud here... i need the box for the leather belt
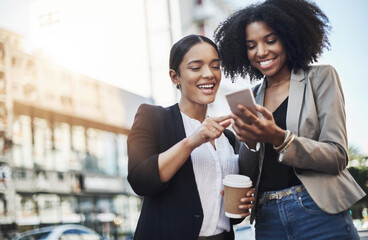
[258,185,306,205]
[198,232,226,240]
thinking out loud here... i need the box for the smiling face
[171,42,221,108]
[245,21,290,80]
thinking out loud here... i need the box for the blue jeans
[255,185,359,240]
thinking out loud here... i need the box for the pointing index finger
[212,115,232,123]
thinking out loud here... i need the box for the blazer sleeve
[279,65,348,174]
[127,104,168,196]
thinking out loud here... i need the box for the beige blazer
[239,65,366,224]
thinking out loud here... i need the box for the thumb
[255,104,272,120]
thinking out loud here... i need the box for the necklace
[267,78,289,88]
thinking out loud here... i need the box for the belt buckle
[260,186,305,206]
[268,192,280,200]
[275,192,282,199]
[296,186,305,193]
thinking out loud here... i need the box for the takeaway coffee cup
[223,174,252,218]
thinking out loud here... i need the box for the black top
[258,97,302,193]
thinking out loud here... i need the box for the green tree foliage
[348,146,368,219]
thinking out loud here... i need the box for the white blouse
[181,112,239,237]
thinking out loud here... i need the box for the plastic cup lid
[223,174,252,188]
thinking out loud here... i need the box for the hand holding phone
[225,88,257,124]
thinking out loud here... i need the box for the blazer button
[193,214,200,218]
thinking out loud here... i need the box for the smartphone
[225,88,257,123]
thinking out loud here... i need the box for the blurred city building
[26,0,249,109]
[0,27,152,239]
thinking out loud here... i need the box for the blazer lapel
[169,103,197,175]
[171,103,187,141]
[254,79,266,105]
[287,69,306,135]
[169,103,204,217]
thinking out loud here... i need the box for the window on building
[12,115,33,168]
[33,118,52,169]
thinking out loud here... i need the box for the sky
[0,0,367,154]
[307,0,368,155]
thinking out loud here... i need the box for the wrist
[272,129,286,146]
[184,135,200,151]
[273,130,294,153]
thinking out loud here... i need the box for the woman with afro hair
[214,0,365,239]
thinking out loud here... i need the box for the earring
[176,83,181,89]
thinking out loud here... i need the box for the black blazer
[127,103,240,240]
